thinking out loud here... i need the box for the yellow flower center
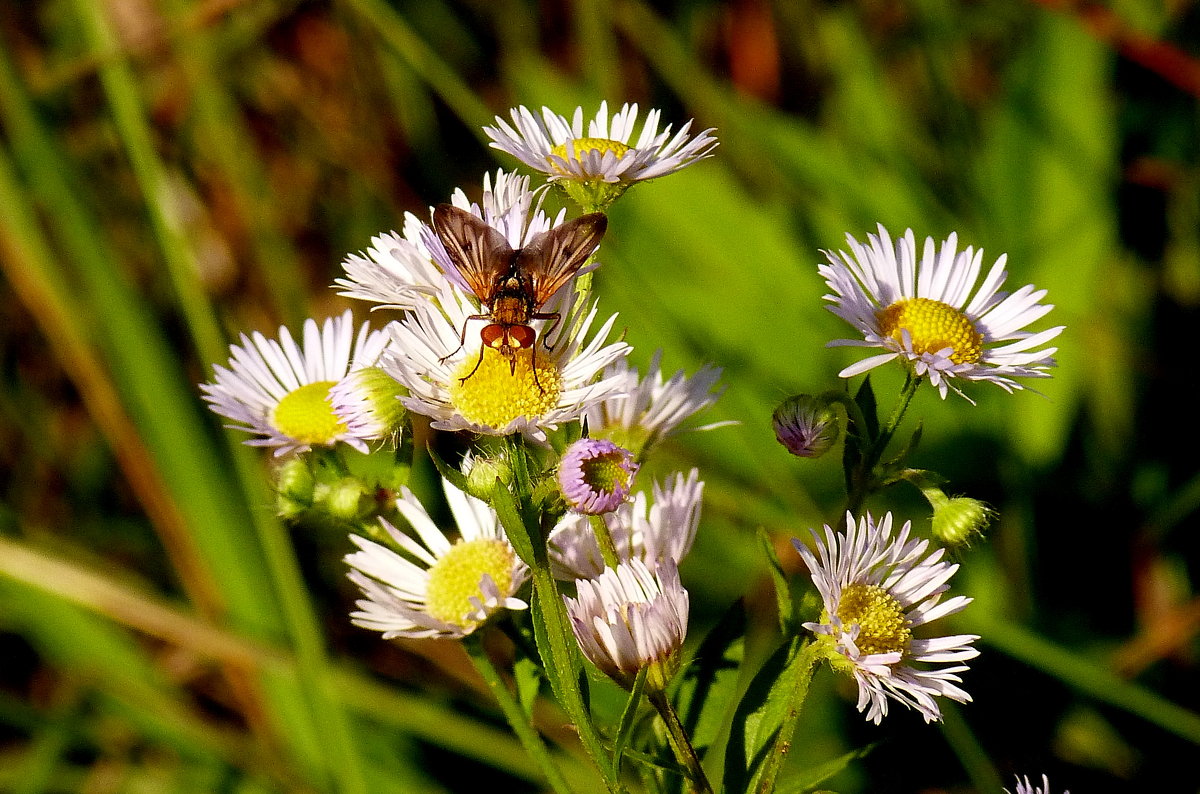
[271,381,346,445]
[549,137,630,173]
[449,348,562,428]
[834,583,912,656]
[876,298,983,365]
[424,538,516,627]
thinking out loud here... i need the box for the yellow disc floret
[271,381,346,445]
[549,137,631,173]
[834,583,912,656]
[424,538,516,627]
[449,348,562,428]
[876,298,983,365]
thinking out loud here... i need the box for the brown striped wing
[516,213,608,307]
[431,204,515,305]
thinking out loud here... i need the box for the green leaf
[841,377,878,494]
[490,481,539,568]
[424,442,471,496]
[757,529,797,636]
[773,744,876,794]
[672,599,746,766]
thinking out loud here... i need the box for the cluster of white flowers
[201,99,1070,788]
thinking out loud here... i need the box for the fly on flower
[430,204,607,389]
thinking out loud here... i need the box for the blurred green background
[2,0,1198,791]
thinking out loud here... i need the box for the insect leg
[439,314,489,365]
[531,311,562,351]
[458,344,486,384]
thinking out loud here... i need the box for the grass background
[1,0,1198,791]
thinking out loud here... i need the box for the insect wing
[516,213,608,306]
[431,204,514,304]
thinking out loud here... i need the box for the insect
[430,204,608,389]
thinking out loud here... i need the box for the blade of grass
[973,613,1200,745]
[160,0,310,327]
[342,0,493,137]
[0,533,603,790]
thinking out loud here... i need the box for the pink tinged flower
[564,558,689,689]
[558,438,639,515]
[793,511,980,724]
[548,469,704,581]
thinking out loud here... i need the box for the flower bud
[772,394,840,458]
[276,457,315,519]
[557,438,639,515]
[320,477,371,522]
[463,454,514,503]
[330,367,408,442]
[932,496,995,547]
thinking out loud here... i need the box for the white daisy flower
[344,478,529,640]
[820,225,1065,400]
[381,285,630,443]
[1007,774,1068,794]
[793,511,980,724]
[582,350,728,455]
[201,310,388,456]
[483,102,718,186]
[549,469,704,580]
[334,212,447,310]
[564,558,689,690]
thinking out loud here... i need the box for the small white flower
[328,366,407,442]
[793,511,979,724]
[549,469,704,580]
[345,478,529,640]
[334,213,447,310]
[201,310,387,455]
[820,225,1064,400]
[583,350,728,454]
[382,287,630,443]
[564,558,689,689]
[1007,774,1068,794]
[484,102,718,185]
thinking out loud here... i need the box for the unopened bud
[772,395,840,458]
[463,454,513,503]
[276,457,315,518]
[321,477,370,522]
[932,496,995,546]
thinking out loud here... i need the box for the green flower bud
[932,496,995,546]
[276,457,315,519]
[463,454,513,503]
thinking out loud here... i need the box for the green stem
[531,567,625,792]
[504,439,624,792]
[845,371,920,516]
[589,515,622,570]
[648,688,714,794]
[752,640,823,794]
[464,633,577,794]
